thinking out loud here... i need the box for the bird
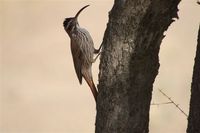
[63,5,101,102]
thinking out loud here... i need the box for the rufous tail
[83,75,98,102]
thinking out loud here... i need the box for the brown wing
[78,28,94,65]
[70,28,94,84]
[70,40,83,84]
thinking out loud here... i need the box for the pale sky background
[1,0,200,133]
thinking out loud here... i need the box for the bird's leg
[94,43,103,54]
[92,52,102,63]
[94,48,100,54]
[91,43,103,63]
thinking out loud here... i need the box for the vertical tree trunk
[187,25,200,133]
[96,0,180,133]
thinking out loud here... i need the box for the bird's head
[63,5,89,35]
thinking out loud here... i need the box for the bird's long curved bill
[75,5,90,19]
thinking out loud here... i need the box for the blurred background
[1,0,200,133]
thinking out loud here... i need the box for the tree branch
[158,89,188,117]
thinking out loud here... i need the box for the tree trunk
[95,0,180,133]
[187,26,200,133]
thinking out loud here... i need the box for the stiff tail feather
[83,75,98,102]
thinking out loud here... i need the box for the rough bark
[187,26,200,133]
[95,0,180,133]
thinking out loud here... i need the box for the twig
[158,89,188,117]
[151,101,173,106]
